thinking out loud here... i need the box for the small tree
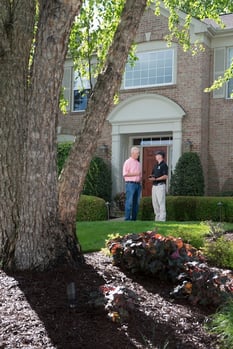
[170,152,205,196]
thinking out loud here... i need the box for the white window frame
[226,47,233,99]
[62,61,91,113]
[72,71,90,112]
[213,46,233,99]
[122,43,176,90]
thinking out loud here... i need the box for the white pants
[152,184,166,221]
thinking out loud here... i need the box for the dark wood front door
[142,146,167,196]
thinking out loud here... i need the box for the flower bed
[107,231,233,306]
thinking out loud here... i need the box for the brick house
[59,4,233,198]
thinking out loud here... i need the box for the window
[227,47,233,98]
[213,47,233,99]
[123,49,174,89]
[62,65,91,112]
[73,72,90,112]
[133,136,173,146]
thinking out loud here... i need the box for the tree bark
[58,0,148,234]
[1,0,83,270]
[0,0,36,266]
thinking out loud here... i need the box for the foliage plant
[77,195,107,221]
[57,142,73,175]
[107,231,233,306]
[57,144,111,201]
[206,300,233,349]
[203,237,233,269]
[170,152,205,196]
[82,156,112,202]
[89,284,138,323]
[139,196,233,222]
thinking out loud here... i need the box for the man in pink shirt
[123,147,142,220]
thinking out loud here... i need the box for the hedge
[138,196,233,222]
[77,195,108,221]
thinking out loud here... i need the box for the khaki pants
[152,184,166,221]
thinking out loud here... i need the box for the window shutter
[62,66,72,111]
[213,48,225,98]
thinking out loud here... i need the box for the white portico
[108,93,185,196]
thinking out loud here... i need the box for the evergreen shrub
[139,196,233,222]
[82,156,111,202]
[170,152,205,196]
[57,143,111,201]
[77,195,107,221]
[138,197,154,220]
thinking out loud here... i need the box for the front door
[142,146,167,196]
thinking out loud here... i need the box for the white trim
[108,93,185,195]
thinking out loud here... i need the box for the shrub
[82,156,112,202]
[77,195,107,221]
[203,237,233,269]
[170,152,204,196]
[207,300,233,349]
[57,144,111,201]
[139,196,233,222]
[138,196,154,220]
[57,142,72,175]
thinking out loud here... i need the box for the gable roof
[204,13,233,30]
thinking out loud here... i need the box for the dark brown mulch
[0,252,221,349]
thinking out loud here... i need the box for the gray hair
[130,146,140,154]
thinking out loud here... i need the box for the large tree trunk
[1,0,83,270]
[0,1,36,266]
[58,0,148,234]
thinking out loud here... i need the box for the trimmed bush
[82,156,112,202]
[138,196,154,220]
[139,196,233,222]
[57,144,111,201]
[170,152,205,196]
[77,195,107,221]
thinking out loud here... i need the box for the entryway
[108,93,185,196]
[142,146,168,196]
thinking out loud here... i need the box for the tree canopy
[68,0,233,95]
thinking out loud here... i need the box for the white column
[172,130,182,171]
[111,131,122,197]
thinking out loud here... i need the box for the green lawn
[76,220,211,253]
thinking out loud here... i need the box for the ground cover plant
[106,232,233,308]
[206,300,233,349]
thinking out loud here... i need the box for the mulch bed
[0,250,222,349]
